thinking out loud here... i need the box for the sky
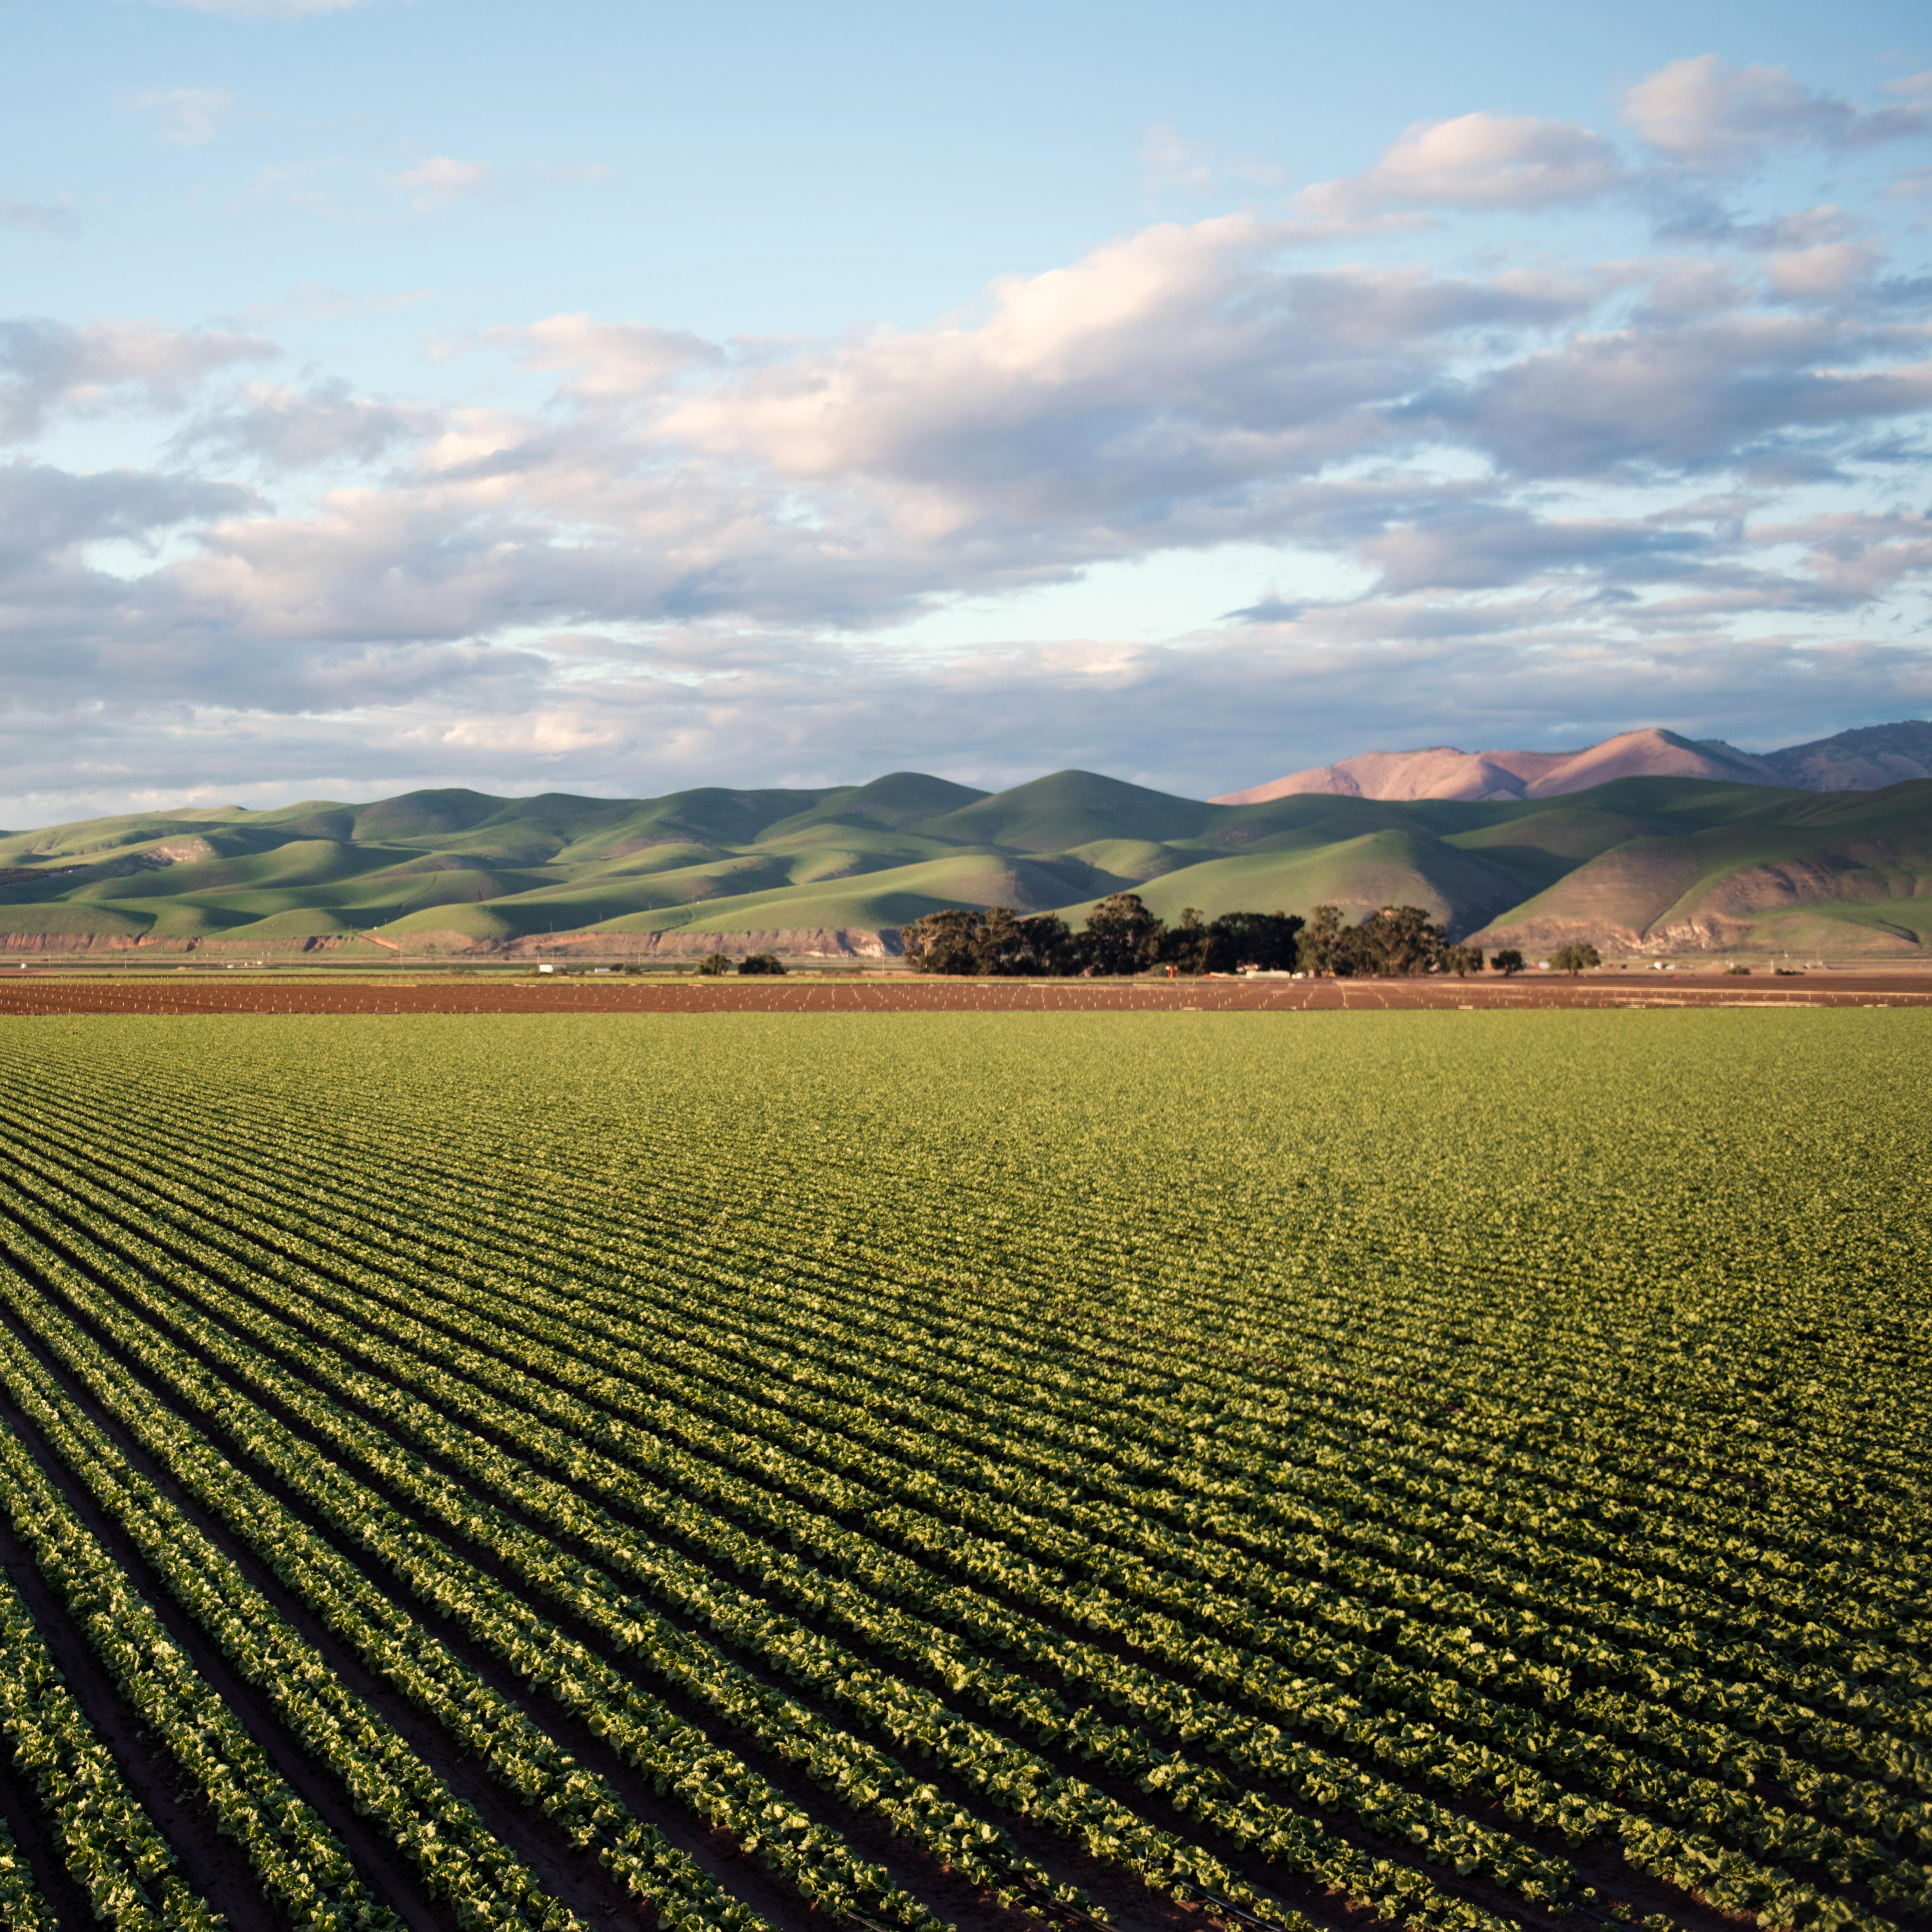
[3,0,1931,821]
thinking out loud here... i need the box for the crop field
[0,1011,1924,1932]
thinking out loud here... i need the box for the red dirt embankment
[1,973,1928,1015]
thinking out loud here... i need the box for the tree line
[899,899,1300,977]
[899,895,1597,977]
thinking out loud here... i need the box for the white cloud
[514,315,721,397]
[1742,509,1932,599]
[390,155,492,211]
[1409,313,1932,479]
[1624,56,1932,166]
[1301,113,1627,218]
[0,318,278,442]
[643,214,1579,523]
[168,378,438,469]
[4,56,1931,815]
[1763,242,1879,300]
[8,603,1930,824]
[130,87,236,147]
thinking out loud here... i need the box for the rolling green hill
[1,771,1927,958]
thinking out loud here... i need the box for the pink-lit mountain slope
[1212,722,1932,806]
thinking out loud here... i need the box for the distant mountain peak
[1213,723,1927,806]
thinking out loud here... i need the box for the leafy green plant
[0,1013,1921,1932]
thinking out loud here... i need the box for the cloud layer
[3,53,1930,818]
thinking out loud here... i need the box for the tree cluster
[1300,903,1451,977]
[696,951,786,976]
[901,895,1303,977]
[898,895,1571,979]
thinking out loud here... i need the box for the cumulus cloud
[1763,242,1879,300]
[513,315,722,397]
[0,318,278,442]
[641,218,1583,559]
[1746,509,1932,598]
[1352,505,1709,595]
[5,54,1932,818]
[1624,56,1932,167]
[1405,312,1932,479]
[10,200,1926,703]
[390,156,492,210]
[168,379,438,470]
[10,598,1931,826]
[0,460,252,576]
[130,87,236,147]
[1301,113,1627,219]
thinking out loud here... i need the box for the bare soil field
[2,970,1928,1015]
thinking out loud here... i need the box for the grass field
[0,1011,1924,1932]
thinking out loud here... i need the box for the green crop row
[0,1009,1921,1932]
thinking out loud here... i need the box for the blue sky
[4,0,1931,817]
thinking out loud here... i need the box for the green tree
[1081,892,1164,976]
[1204,909,1302,974]
[1302,904,1349,974]
[1161,908,1214,975]
[737,952,786,975]
[1008,912,1076,976]
[1356,904,1447,976]
[1443,944,1484,978]
[900,909,985,975]
[696,952,731,976]
[1490,948,1526,976]
[901,907,1079,976]
[1550,942,1601,976]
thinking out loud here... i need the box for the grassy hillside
[1,772,1926,956]
[1465,781,1932,955]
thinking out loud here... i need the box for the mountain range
[1212,722,1932,803]
[3,719,1929,961]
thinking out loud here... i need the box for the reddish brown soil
[2,972,1928,1014]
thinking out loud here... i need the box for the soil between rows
[241,1216,1761,1932]
[2,1173,928,1932]
[0,1174,1080,1932]
[0,1113,1485,1932]
[19,1062,1891,1786]
[0,973,1929,1016]
[0,1272,458,1932]
[0,1288,656,1932]
[6,1066,1884,1729]
[0,1492,277,1932]
[9,1109,1770,1932]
